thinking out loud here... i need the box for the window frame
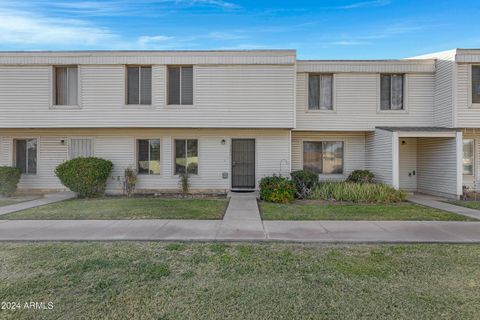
[173,138,199,176]
[471,65,480,107]
[301,139,345,175]
[377,73,408,113]
[51,65,80,109]
[125,65,153,106]
[68,137,95,160]
[167,65,194,106]
[13,137,39,175]
[306,73,335,112]
[136,138,161,175]
[463,139,475,176]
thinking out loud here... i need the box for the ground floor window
[303,141,343,174]
[137,139,160,175]
[175,139,198,175]
[69,138,93,159]
[14,138,37,174]
[463,139,474,175]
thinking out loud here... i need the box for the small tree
[124,167,137,197]
[178,164,192,196]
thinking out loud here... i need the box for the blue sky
[0,0,479,59]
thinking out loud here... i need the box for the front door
[231,139,255,189]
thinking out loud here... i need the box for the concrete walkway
[1,191,480,242]
[408,194,480,220]
[0,192,75,216]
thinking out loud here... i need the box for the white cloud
[0,8,115,47]
[138,35,175,47]
[338,0,391,9]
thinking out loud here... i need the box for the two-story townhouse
[1,49,478,199]
[0,51,296,194]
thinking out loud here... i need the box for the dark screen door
[231,139,255,189]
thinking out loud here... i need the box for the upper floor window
[54,66,78,105]
[308,74,333,110]
[472,66,480,104]
[14,139,37,175]
[303,141,343,174]
[463,139,474,175]
[137,139,160,175]
[168,66,193,105]
[127,66,152,105]
[380,74,404,110]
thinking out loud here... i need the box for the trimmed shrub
[0,166,21,197]
[259,175,296,203]
[290,170,319,199]
[309,181,406,203]
[55,157,113,198]
[346,170,375,184]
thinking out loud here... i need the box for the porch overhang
[376,127,458,138]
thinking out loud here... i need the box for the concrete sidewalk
[0,219,479,242]
[0,192,75,216]
[408,194,480,220]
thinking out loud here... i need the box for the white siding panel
[291,131,366,181]
[296,73,435,131]
[398,138,417,191]
[297,60,436,73]
[455,64,480,128]
[0,65,295,129]
[433,55,455,127]
[417,137,458,197]
[366,129,393,185]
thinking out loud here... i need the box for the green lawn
[0,242,479,319]
[0,198,228,220]
[260,201,473,221]
[0,196,41,207]
[0,200,18,207]
[450,200,480,210]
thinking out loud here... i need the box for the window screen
[15,139,37,174]
[175,139,198,174]
[308,74,333,110]
[380,74,404,110]
[303,141,343,174]
[69,138,93,159]
[55,66,78,105]
[137,139,160,175]
[127,66,152,105]
[168,66,193,105]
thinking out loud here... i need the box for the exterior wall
[455,63,480,128]
[366,129,393,185]
[291,131,366,181]
[398,138,417,191]
[433,53,455,127]
[0,64,295,129]
[417,137,459,197]
[0,128,290,193]
[295,72,435,131]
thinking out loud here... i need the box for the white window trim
[165,65,195,107]
[135,138,161,176]
[305,73,336,113]
[124,65,154,108]
[376,73,409,114]
[67,137,95,160]
[300,138,346,175]
[50,65,81,110]
[469,65,480,108]
[12,137,40,176]
[172,138,199,176]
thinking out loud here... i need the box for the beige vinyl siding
[455,64,480,127]
[417,137,458,197]
[291,131,366,181]
[0,50,296,66]
[0,128,290,193]
[296,72,435,131]
[0,65,295,129]
[366,129,393,185]
[433,54,455,127]
[398,138,417,191]
[297,60,436,73]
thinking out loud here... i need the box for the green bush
[309,181,406,203]
[346,170,375,184]
[0,166,21,197]
[290,170,319,199]
[55,157,113,198]
[259,175,296,203]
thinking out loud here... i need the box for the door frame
[231,138,256,190]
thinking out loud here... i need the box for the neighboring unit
[0,49,479,198]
